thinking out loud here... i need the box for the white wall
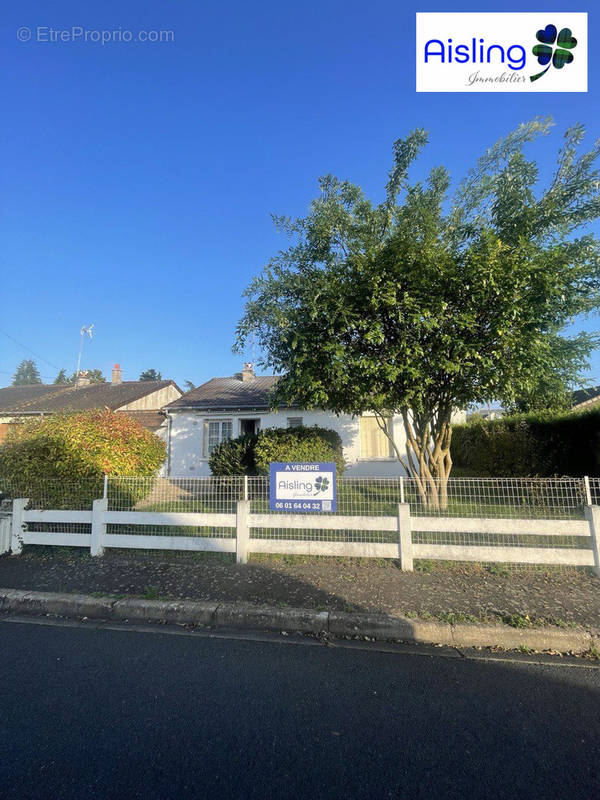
[166,409,410,477]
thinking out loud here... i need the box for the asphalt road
[1,620,599,800]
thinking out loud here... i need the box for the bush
[0,410,166,508]
[451,407,600,476]
[254,426,345,475]
[209,433,259,476]
[209,425,346,476]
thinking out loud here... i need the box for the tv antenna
[249,332,256,367]
[75,324,94,380]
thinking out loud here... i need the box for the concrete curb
[0,588,597,654]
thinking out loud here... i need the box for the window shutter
[360,417,392,458]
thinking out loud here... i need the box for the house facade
[164,365,465,477]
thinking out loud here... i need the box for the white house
[164,364,464,477]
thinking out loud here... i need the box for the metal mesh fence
[405,477,586,520]
[589,477,600,506]
[247,476,405,517]
[105,476,240,547]
[247,476,397,542]
[409,530,588,551]
[0,476,99,510]
[105,524,236,540]
[0,475,595,560]
[0,474,589,519]
[107,476,244,513]
[404,478,588,553]
[249,476,589,547]
[247,477,587,519]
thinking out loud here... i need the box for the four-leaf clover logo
[314,476,329,494]
[531,24,577,82]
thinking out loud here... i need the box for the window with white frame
[359,416,393,459]
[239,418,260,436]
[287,417,303,428]
[205,419,233,457]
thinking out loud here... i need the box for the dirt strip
[1,550,598,629]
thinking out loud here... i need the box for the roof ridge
[0,379,181,413]
[164,374,286,410]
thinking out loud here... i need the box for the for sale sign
[269,462,337,513]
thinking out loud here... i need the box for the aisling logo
[416,13,587,93]
[531,24,577,82]
[314,476,329,494]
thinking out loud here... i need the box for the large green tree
[12,360,42,386]
[53,368,70,385]
[139,368,162,381]
[236,119,600,506]
[504,372,571,414]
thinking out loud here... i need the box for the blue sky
[2,0,598,390]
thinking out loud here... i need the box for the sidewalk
[1,550,598,631]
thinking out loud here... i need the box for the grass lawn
[128,481,585,521]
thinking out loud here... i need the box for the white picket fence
[4,496,600,573]
[0,515,11,556]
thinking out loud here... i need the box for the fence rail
[1,475,590,518]
[2,475,600,572]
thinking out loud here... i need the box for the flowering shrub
[0,410,165,508]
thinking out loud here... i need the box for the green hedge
[451,407,600,476]
[208,433,259,476]
[209,425,346,476]
[254,426,345,475]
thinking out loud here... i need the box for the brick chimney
[76,371,91,387]
[111,363,123,385]
[240,363,254,382]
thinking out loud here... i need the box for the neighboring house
[0,364,182,445]
[467,407,504,421]
[164,364,465,477]
[572,385,600,411]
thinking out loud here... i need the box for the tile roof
[117,410,167,432]
[0,381,179,414]
[572,385,600,408]
[166,375,294,410]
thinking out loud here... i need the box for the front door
[240,418,259,436]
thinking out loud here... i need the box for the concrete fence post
[585,504,600,577]
[236,499,250,564]
[91,498,108,557]
[11,498,28,555]
[0,515,12,555]
[398,502,413,571]
[584,476,592,507]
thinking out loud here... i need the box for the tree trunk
[375,409,453,509]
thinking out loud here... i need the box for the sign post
[269,462,337,513]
